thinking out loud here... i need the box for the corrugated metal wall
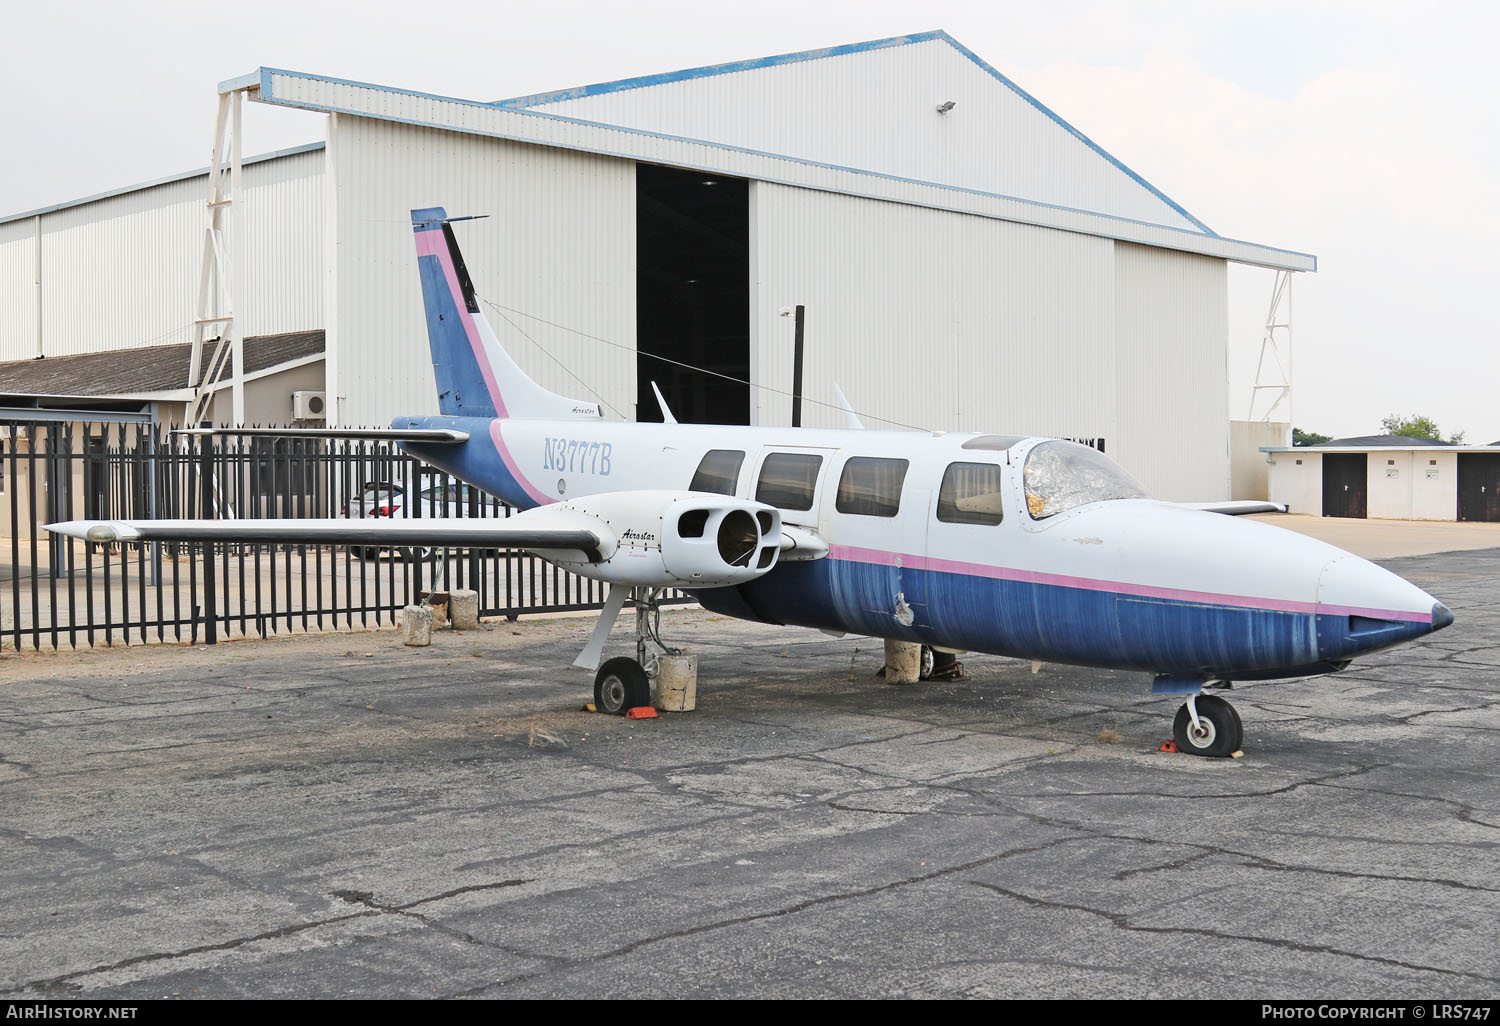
[518,37,1201,234]
[1112,241,1229,500]
[750,182,1115,438]
[327,117,636,427]
[0,217,38,358]
[0,148,323,365]
[751,186,1229,500]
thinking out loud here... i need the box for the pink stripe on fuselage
[490,421,551,507]
[1315,603,1431,624]
[826,543,1431,623]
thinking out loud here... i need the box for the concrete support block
[448,589,480,630]
[883,639,921,685]
[401,604,433,647]
[654,653,699,712]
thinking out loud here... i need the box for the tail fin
[411,207,602,421]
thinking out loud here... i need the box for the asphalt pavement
[0,548,1496,998]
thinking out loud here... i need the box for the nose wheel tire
[1173,694,1243,758]
[594,657,650,716]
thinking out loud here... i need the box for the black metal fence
[2,421,633,651]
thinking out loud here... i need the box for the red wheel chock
[625,707,658,719]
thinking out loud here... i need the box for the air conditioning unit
[292,390,327,420]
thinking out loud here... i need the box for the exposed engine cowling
[538,490,782,588]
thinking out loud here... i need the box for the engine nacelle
[543,490,782,588]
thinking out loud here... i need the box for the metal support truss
[185,88,247,429]
[1248,270,1294,423]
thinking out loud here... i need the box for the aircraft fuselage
[398,414,1449,684]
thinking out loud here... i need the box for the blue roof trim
[490,28,1214,237]
[495,30,945,108]
[253,67,1315,270]
[0,142,326,225]
[932,31,1217,237]
[217,70,262,94]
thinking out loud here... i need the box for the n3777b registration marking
[542,437,613,476]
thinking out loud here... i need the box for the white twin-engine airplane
[49,208,1453,757]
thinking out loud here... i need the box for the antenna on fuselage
[649,381,678,424]
[832,382,864,430]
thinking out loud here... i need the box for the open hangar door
[1322,453,1368,519]
[1458,452,1500,522]
[635,164,750,425]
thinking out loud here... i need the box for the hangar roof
[0,144,324,226]
[237,31,1315,272]
[497,31,1209,236]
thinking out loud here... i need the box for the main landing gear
[1172,692,1243,758]
[574,586,678,715]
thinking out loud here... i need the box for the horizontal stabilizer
[174,427,470,444]
[1180,500,1288,516]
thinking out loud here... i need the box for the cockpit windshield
[1022,441,1150,519]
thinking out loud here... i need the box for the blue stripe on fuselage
[696,557,1431,678]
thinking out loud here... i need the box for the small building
[1264,435,1500,521]
[0,331,325,540]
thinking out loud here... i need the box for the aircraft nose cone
[1315,554,1450,659]
[1317,554,1438,620]
[1431,601,1454,632]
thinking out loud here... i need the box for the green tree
[1380,414,1465,445]
[1293,427,1331,447]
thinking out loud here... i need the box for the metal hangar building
[0,31,1315,501]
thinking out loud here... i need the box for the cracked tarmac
[0,548,1497,999]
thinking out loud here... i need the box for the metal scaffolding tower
[185,87,248,428]
[1248,269,1294,424]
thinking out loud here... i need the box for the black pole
[198,434,217,644]
[791,304,806,428]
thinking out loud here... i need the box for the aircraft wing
[45,489,786,592]
[45,511,605,562]
[1178,500,1289,516]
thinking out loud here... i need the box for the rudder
[411,207,602,421]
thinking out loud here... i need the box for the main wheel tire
[402,546,434,563]
[1172,694,1243,758]
[594,657,650,716]
[918,645,935,681]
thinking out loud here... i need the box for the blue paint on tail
[412,207,499,419]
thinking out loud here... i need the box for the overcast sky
[4,1,1495,443]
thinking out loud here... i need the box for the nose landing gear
[1172,693,1243,758]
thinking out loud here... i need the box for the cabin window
[1022,440,1149,520]
[755,453,822,511]
[690,449,745,495]
[937,462,1005,525]
[836,457,908,517]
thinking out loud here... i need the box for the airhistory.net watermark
[5,1008,137,1020]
